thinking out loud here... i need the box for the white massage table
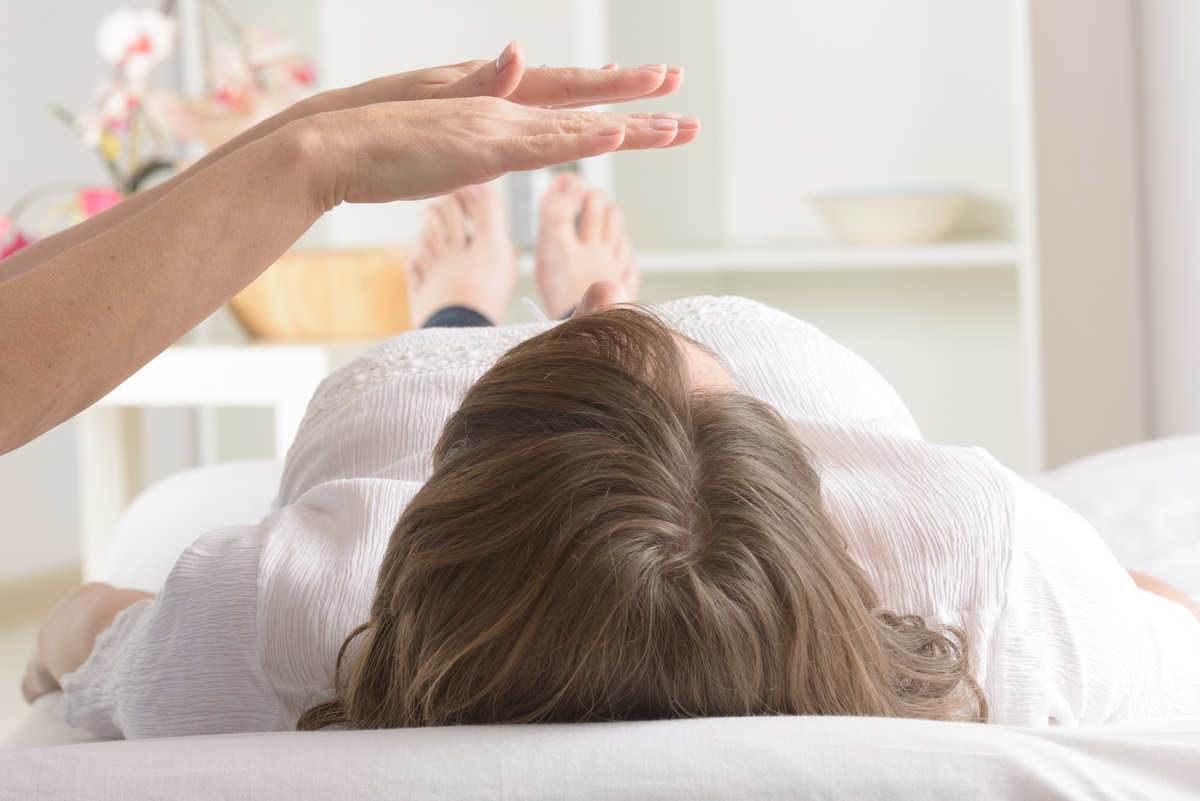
[4,437,1200,799]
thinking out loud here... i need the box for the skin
[0,41,699,456]
[1129,570,1200,620]
[536,172,641,319]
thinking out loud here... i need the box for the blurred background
[1,0,1199,727]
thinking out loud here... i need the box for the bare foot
[535,172,640,319]
[406,183,515,326]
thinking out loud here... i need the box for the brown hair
[299,306,987,729]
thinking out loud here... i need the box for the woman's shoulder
[665,296,922,438]
[298,323,547,436]
[656,295,810,330]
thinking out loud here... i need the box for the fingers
[551,65,686,110]
[477,109,699,176]
[437,42,527,102]
[664,117,701,147]
[492,127,627,174]
[334,97,698,205]
[507,64,683,109]
[509,108,698,151]
[638,66,685,102]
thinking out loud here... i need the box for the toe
[418,205,447,255]
[539,171,584,228]
[461,183,507,241]
[579,189,607,243]
[440,192,468,244]
[621,252,641,299]
[405,252,426,287]
[604,205,625,246]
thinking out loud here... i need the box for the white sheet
[1027,433,1200,601]
[5,693,1200,800]
[5,436,1200,798]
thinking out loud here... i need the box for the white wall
[610,0,1026,467]
[0,0,148,581]
[0,425,80,582]
[4,0,1174,582]
[0,1,134,213]
[714,0,1015,246]
[1137,0,1200,438]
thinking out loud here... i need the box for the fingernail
[651,112,682,120]
[637,64,667,73]
[668,66,684,76]
[650,119,678,131]
[598,125,625,136]
[497,42,517,73]
[602,62,619,70]
[677,117,700,128]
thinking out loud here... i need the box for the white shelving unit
[519,241,1020,276]
[226,0,1144,473]
[600,0,1146,473]
[76,340,374,579]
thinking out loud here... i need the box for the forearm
[0,88,693,454]
[38,583,155,683]
[1128,569,1200,623]
[0,119,329,453]
[0,92,339,285]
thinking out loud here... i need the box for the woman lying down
[25,177,1200,737]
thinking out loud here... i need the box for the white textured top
[58,297,1200,738]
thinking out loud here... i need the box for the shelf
[517,241,1020,276]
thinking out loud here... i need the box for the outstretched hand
[314,95,699,205]
[334,41,684,112]
[303,40,698,209]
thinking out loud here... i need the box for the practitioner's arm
[0,42,684,285]
[1128,569,1200,623]
[0,94,697,456]
[22,583,154,703]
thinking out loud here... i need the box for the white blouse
[57,296,1200,738]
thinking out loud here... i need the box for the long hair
[298,306,987,729]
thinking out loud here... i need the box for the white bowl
[812,188,969,246]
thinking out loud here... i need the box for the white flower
[96,7,176,81]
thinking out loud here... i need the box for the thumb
[442,42,526,100]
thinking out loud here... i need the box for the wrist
[290,85,347,119]
[275,113,357,222]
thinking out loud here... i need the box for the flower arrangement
[0,1,315,260]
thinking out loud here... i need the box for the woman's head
[299,305,986,729]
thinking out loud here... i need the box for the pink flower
[0,217,35,260]
[78,188,124,217]
[291,61,316,87]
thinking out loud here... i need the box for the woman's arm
[22,583,154,703]
[1128,569,1200,623]
[0,75,697,455]
[0,42,682,285]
